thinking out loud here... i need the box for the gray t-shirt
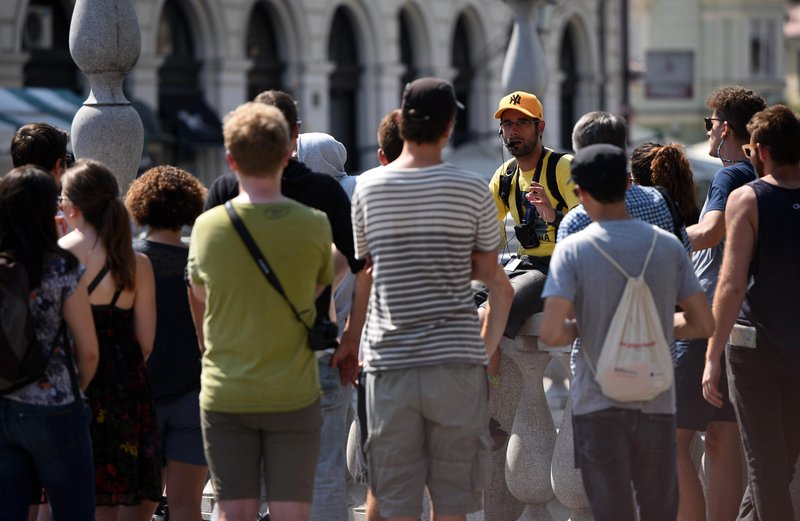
[543,220,701,415]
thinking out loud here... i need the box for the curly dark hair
[746,105,800,165]
[631,142,699,225]
[706,86,766,141]
[125,165,207,230]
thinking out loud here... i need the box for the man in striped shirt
[335,77,512,520]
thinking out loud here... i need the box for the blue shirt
[557,185,691,252]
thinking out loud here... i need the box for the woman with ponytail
[59,159,162,521]
[630,142,701,226]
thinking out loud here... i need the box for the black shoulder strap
[498,159,518,209]
[653,185,684,241]
[87,265,110,295]
[224,201,311,332]
[544,150,568,212]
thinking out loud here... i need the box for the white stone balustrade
[69,0,144,190]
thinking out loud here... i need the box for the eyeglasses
[704,117,723,131]
[500,119,539,130]
[741,144,756,158]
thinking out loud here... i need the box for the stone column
[69,0,143,191]
[547,350,592,521]
[501,0,548,96]
[503,316,556,521]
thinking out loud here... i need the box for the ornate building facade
[2,0,626,183]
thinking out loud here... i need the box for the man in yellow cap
[475,92,578,360]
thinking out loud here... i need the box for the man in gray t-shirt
[540,144,711,521]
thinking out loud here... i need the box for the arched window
[451,14,473,146]
[22,0,80,92]
[246,2,284,101]
[328,7,360,172]
[559,27,578,150]
[157,0,222,158]
[399,9,418,98]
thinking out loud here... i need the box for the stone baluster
[545,349,592,521]
[69,0,143,191]
[503,315,556,521]
[501,0,548,95]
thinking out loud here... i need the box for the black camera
[514,222,540,249]
[308,317,339,351]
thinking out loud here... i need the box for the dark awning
[159,93,223,150]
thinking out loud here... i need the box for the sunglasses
[741,144,756,158]
[704,117,723,131]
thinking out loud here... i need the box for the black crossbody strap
[224,201,312,332]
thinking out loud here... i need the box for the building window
[749,18,777,78]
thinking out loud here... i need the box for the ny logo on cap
[509,94,522,105]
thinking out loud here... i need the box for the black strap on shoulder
[87,265,110,295]
[499,150,568,217]
[224,201,312,332]
[544,150,568,212]
[498,159,518,209]
[653,185,684,241]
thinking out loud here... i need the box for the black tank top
[739,179,800,376]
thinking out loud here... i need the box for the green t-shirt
[188,200,333,413]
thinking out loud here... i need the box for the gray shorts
[156,391,207,467]
[201,401,321,502]
[365,364,491,518]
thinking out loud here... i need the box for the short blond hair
[223,102,290,177]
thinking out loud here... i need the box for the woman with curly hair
[631,142,701,226]
[58,159,161,521]
[125,166,208,521]
[0,166,98,520]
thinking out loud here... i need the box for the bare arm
[62,275,99,390]
[687,210,725,252]
[472,251,513,357]
[540,297,578,347]
[133,253,156,361]
[189,281,207,354]
[674,291,714,340]
[332,260,371,385]
[702,187,757,407]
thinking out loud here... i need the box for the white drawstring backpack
[582,231,674,402]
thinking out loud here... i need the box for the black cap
[570,144,628,191]
[402,77,464,122]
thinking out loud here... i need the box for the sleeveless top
[738,179,800,376]
[85,265,162,505]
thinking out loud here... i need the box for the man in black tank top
[703,105,800,520]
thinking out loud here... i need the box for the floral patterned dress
[85,265,162,505]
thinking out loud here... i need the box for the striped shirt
[352,163,500,371]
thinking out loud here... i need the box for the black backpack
[0,255,50,394]
[498,150,569,213]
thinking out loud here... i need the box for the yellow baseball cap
[494,91,544,121]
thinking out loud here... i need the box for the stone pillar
[547,351,591,521]
[501,0,548,96]
[503,317,556,521]
[69,0,143,191]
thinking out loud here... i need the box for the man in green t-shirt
[188,102,332,521]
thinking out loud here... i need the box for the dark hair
[643,143,700,225]
[11,123,69,171]
[253,90,299,132]
[746,105,800,165]
[377,109,403,162]
[399,109,455,145]
[62,159,135,290]
[0,166,77,288]
[706,86,766,141]
[125,165,208,230]
[571,111,628,151]
[581,177,628,204]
